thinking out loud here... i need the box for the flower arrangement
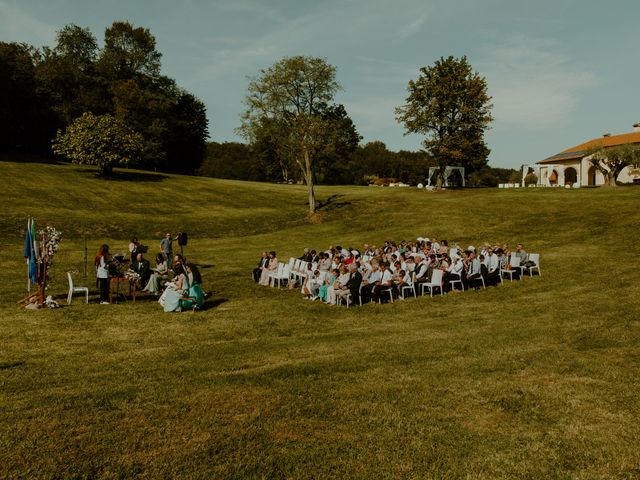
[39,225,62,260]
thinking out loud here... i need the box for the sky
[2,0,639,168]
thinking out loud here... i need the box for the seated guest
[372,262,395,303]
[303,270,323,300]
[317,252,331,271]
[259,251,278,286]
[130,252,151,289]
[327,265,350,305]
[414,256,430,288]
[484,248,500,285]
[159,264,189,312]
[466,251,482,289]
[319,268,338,303]
[336,263,362,305]
[360,262,381,304]
[143,253,169,295]
[443,255,464,290]
[185,263,204,309]
[253,252,269,283]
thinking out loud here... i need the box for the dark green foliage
[0,22,208,175]
[0,42,56,154]
[396,56,493,186]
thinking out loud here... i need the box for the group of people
[94,232,204,312]
[253,238,535,306]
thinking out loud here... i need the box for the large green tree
[239,56,342,213]
[396,56,493,188]
[98,21,161,80]
[52,112,144,176]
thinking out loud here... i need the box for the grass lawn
[1,160,639,479]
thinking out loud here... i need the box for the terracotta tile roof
[538,131,640,164]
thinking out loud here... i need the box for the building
[523,124,640,187]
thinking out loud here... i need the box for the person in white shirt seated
[326,265,350,305]
[466,251,482,289]
[317,252,331,272]
[443,255,463,290]
[360,262,381,303]
[484,247,500,285]
[302,269,323,300]
[371,262,395,303]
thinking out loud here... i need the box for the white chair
[400,273,417,299]
[66,271,89,304]
[525,253,541,276]
[271,263,291,288]
[467,271,486,289]
[338,291,361,307]
[448,272,464,291]
[268,263,284,287]
[378,286,394,303]
[500,255,520,283]
[421,269,444,297]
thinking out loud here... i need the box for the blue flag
[24,219,37,286]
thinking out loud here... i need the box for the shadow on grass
[0,361,25,370]
[0,152,64,165]
[316,194,352,212]
[199,298,228,311]
[75,168,169,183]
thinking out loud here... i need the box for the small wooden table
[109,277,138,304]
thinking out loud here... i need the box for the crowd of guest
[94,232,204,311]
[253,238,536,306]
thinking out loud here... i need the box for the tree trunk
[99,164,113,176]
[304,148,316,213]
[435,172,443,189]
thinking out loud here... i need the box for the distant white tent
[426,166,465,188]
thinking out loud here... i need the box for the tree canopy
[396,55,493,187]
[0,21,208,175]
[52,112,144,176]
[239,56,349,213]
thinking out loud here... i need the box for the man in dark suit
[253,252,269,283]
[131,253,151,288]
[336,263,363,306]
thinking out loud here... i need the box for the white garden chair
[272,263,291,288]
[448,272,464,291]
[420,269,444,297]
[400,273,417,299]
[66,271,89,304]
[500,255,520,283]
[525,253,541,277]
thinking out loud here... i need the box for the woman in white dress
[259,251,278,286]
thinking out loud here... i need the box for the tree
[315,104,361,184]
[98,21,161,80]
[239,56,342,213]
[52,112,144,176]
[396,56,493,188]
[0,42,52,153]
[36,25,108,127]
[586,144,640,187]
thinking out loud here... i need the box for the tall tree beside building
[396,55,493,188]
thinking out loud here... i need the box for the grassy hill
[1,160,639,478]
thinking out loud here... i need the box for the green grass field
[1,160,639,479]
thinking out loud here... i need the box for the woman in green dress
[185,263,204,309]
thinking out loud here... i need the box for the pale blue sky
[2,0,639,168]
